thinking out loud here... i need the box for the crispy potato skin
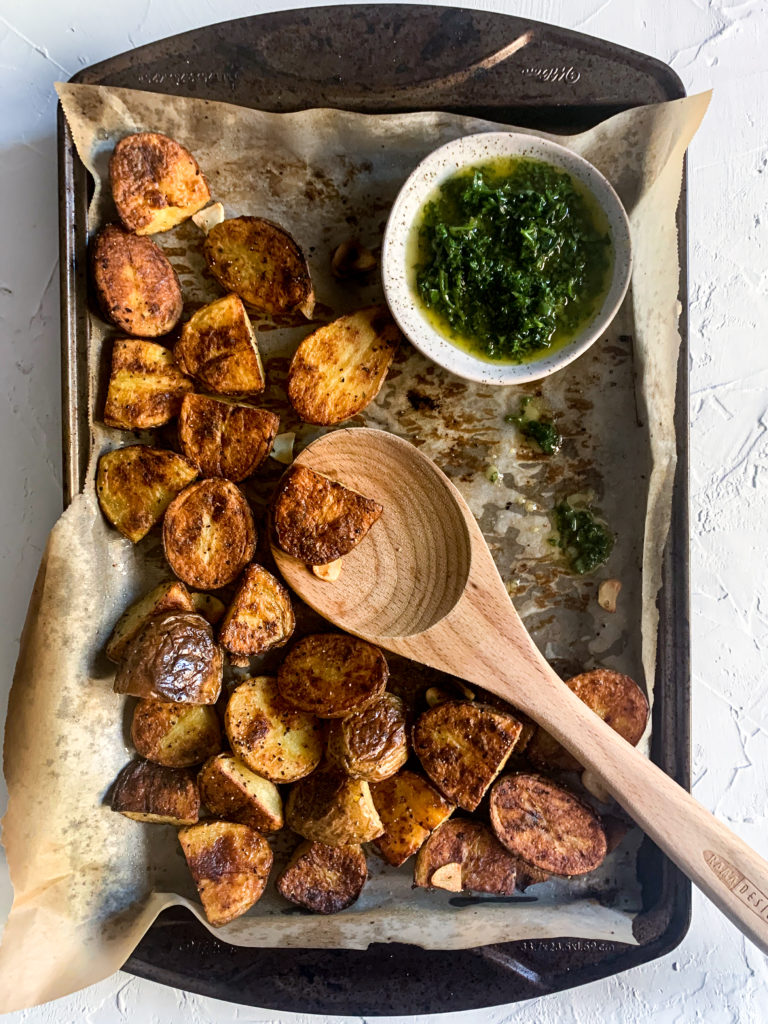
[218,564,295,659]
[92,224,183,337]
[106,580,193,663]
[198,753,284,832]
[114,611,223,704]
[489,773,607,876]
[271,464,383,565]
[162,479,256,589]
[278,633,388,718]
[96,445,198,543]
[178,820,273,927]
[286,765,384,845]
[111,758,200,824]
[203,217,314,317]
[104,338,194,430]
[327,693,408,782]
[178,394,279,481]
[413,819,518,895]
[371,769,454,867]
[131,700,222,767]
[175,294,266,397]
[287,305,400,425]
[277,841,368,914]
[412,701,523,811]
[110,131,210,235]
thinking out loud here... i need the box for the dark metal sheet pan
[57,5,691,1012]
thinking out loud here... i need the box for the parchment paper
[0,82,708,1011]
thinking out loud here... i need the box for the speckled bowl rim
[381,132,632,386]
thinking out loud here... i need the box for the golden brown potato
[178,820,273,927]
[271,464,383,565]
[285,765,383,846]
[110,131,210,235]
[326,693,408,782]
[412,701,522,811]
[131,700,222,767]
[111,758,199,824]
[286,305,400,425]
[203,216,314,317]
[413,819,518,895]
[92,224,183,337]
[103,338,194,430]
[371,769,454,867]
[175,294,266,397]
[515,861,551,890]
[224,676,324,783]
[178,394,279,481]
[276,841,367,914]
[190,591,227,626]
[198,753,283,832]
[162,479,256,590]
[312,559,342,582]
[106,580,194,663]
[277,633,388,718]
[114,611,223,704]
[96,445,198,543]
[489,773,607,876]
[330,240,377,280]
[218,564,295,663]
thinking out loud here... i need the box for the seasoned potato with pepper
[131,700,222,767]
[218,564,295,664]
[103,338,194,430]
[277,633,387,718]
[175,294,266,397]
[276,841,368,914]
[371,769,454,867]
[111,758,200,824]
[106,580,194,663]
[198,753,283,832]
[178,394,279,481]
[285,765,383,846]
[327,693,408,782]
[413,819,518,895]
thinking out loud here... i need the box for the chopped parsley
[506,396,562,455]
[552,500,613,575]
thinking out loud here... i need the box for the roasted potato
[178,820,273,927]
[331,240,377,280]
[514,861,551,890]
[203,216,314,317]
[276,841,367,914]
[489,773,607,876]
[178,394,279,481]
[190,591,227,626]
[412,701,523,811]
[131,700,222,767]
[110,131,210,235]
[218,564,295,663]
[97,445,198,543]
[111,758,199,824]
[413,819,518,895]
[103,338,194,430]
[326,693,408,782]
[285,765,383,846]
[370,769,454,867]
[224,676,324,783]
[162,479,256,590]
[175,294,266,397]
[312,559,342,582]
[198,753,283,832]
[114,611,223,704]
[277,633,388,718]
[271,464,383,565]
[106,580,194,663]
[91,224,183,337]
[286,305,400,425]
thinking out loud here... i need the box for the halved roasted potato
[203,216,314,318]
[111,758,199,824]
[175,294,266,397]
[224,676,324,783]
[277,633,388,718]
[271,464,383,565]
[162,479,256,589]
[110,131,210,235]
[285,765,383,846]
[412,701,523,811]
[218,564,295,663]
[106,580,194,663]
[92,224,183,337]
[326,692,408,782]
[114,611,223,704]
[514,861,551,890]
[190,591,227,626]
[131,700,222,767]
[103,338,194,430]
[370,769,454,867]
[198,753,283,832]
[178,820,273,927]
[489,773,607,876]
[97,445,198,543]
[276,841,367,914]
[413,819,518,895]
[178,394,279,481]
[286,305,400,425]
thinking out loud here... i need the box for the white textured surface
[1,0,767,1020]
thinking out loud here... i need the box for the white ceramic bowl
[381,132,632,386]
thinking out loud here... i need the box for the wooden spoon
[272,427,768,953]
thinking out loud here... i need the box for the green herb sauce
[506,396,561,455]
[413,157,612,363]
[552,500,613,575]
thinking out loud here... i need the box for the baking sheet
[0,82,708,1012]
